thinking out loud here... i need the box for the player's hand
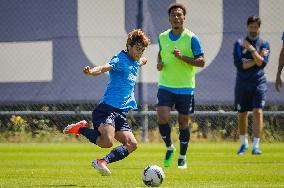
[173,47,182,59]
[242,40,256,52]
[83,66,91,75]
[157,62,163,71]
[260,48,269,57]
[139,57,148,66]
[275,74,282,92]
[83,66,103,76]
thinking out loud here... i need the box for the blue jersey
[282,32,284,40]
[233,36,270,86]
[158,30,204,94]
[101,50,140,111]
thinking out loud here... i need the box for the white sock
[240,135,248,146]
[178,154,186,160]
[253,137,260,149]
[167,145,175,151]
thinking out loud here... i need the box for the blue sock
[179,128,190,155]
[103,145,129,164]
[79,127,101,144]
[158,123,172,147]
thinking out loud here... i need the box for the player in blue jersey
[275,32,284,92]
[156,3,205,169]
[233,16,270,155]
[63,29,150,176]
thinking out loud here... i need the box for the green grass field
[0,142,283,188]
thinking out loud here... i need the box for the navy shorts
[235,84,267,112]
[156,88,194,115]
[92,102,131,132]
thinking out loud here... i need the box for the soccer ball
[142,165,165,187]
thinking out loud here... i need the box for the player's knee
[253,109,263,115]
[126,140,138,153]
[157,116,169,124]
[101,137,114,148]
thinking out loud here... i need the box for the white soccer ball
[142,165,165,187]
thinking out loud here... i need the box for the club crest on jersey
[128,73,136,82]
[237,104,241,111]
[111,57,119,64]
[261,100,265,107]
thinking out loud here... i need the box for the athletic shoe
[252,148,262,155]
[163,148,175,167]
[92,159,111,176]
[237,144,249,155]
[63,120,88,136]
[177,158,187,169]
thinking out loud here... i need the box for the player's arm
[275,41,284,92]
[242,59,256,69]
[83,64,112,76]
[138,57,148,67]
[174,53,205,67]
[277,42,284,78]
[233,40,254,70]
[157,38,163,71]
[157,52,163,71]
[173,35,205,67]
[243,40,269,67]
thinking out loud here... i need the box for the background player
[156,3,205,169]
[233,16,270,155]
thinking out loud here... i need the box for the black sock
[103,145,129,164]
[179,128,190,155]
[158,123,172,147]
[79,127,101,144]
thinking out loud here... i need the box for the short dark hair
[247,15,261,26]
[168,3,186,16]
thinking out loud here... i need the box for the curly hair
[126,29,150,48]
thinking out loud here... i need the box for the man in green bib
[156,3,205,169]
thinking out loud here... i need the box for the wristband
[249,49,256,53]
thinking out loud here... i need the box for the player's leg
[91,124,116,176]
[93,131,136,176]
[175,94,193,169]
[63,120,90,136]
[176,114,190,169]
[156,89,175,167]
[102,112,137,164]
[251,108,263,155]
[93,111,136,176]
[235,86,250,155]
[237,112,249,155]
[251,88,266,155]
[157,106,172,147]
[111,130,138,159]
[65,103,116,147]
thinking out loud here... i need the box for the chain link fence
[0,0,284,142]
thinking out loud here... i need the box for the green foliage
[0,115,64,142]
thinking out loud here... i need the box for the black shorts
[156,88,194,115]
[92,102,131,132]
[234,84,267,112]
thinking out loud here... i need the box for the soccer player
[233,16,270,155]
[63,29,150,176]
[275,32,284,92]
[156,3,205,169]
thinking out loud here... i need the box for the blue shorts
[156,88,194,115]
[234,84,267,112]
[92,102,131,132]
